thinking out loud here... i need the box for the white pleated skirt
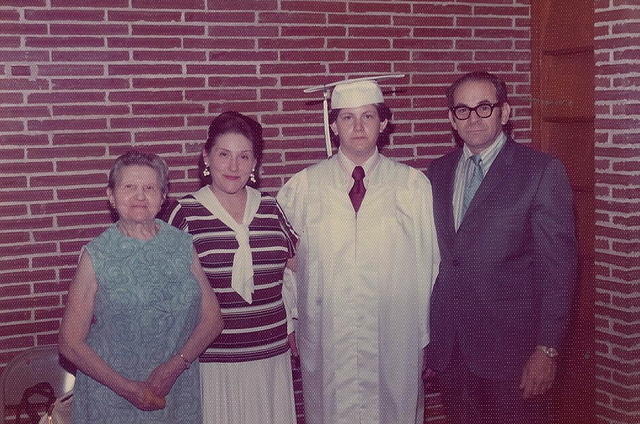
[200,352,297,424]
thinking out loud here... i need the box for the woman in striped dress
[165,111,298,424]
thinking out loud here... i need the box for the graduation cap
[304,74,405,157]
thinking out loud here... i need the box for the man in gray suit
[424,71,577,424]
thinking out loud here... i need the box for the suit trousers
[438,343,550,424]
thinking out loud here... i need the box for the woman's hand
[146,356,186,397]
[121,381,166,411]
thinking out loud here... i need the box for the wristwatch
[537,345,559,358]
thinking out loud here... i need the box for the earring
[202,165,211,177]
[249,170,256,184]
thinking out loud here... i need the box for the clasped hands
[123,354,187,411]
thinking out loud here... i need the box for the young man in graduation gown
[277,79,440,424]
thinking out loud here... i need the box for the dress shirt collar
[336,147,380,182]
[461,131,507,167]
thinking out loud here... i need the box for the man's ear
[500,103,511,125]
[448,110,459,131]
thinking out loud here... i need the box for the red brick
[328,14,390,25]
[26,36,104,48]
[1,23,47,35]
[53,104,130,116]
[474,5,530,16]
[596,355,640,377]
[108,64,182,76]
[0,255,29,271]
[38,64,103,77]
[0,337,35,354]
[411,3,472,14]
[135,129,204,143]
[51,0,128,6]
[408,27,472,40]
[210,50,278,62]
[0,269,55,285]
[0,36,20,47]
[133,50,207,62]
[109,90,183,103]
[50,23,128,36]
[594,304,640,323]
[0,9,20,19]
[52,131,131,145]
[108,36,182,49]
[0,160,54,174]
[207,0,276,11]
[132,0,204,9]
[185,89,257,102]
[28,118,107,132]
[34,306,65,320]
[595,330,639,349]
[0,147,24,159]
[58,187,108,200]
[110,116,184,130]
[348,2,410,14]
[30,200,106,215]
[33,227,104,242]
[184,37,255,49]
[132,23,204,36]
[187,11,255,23]
[0,105,50,119]
[0,216,52,231]
[24,9,104,21]
[281,1,344,12]
[53,50,129,62]
[51,77,129,90]
[27,91,106,104]
[108,10,179,22]
[187,64,257,75]
[132,77,204,89]
[32,254,79,268]
[612,295,640,309]
[0,320,60,338]
[2,243,57,257]
[0,203,28,216]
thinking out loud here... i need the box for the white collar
[337,148,380,180]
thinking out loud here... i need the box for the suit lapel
[458,139,515,230]
[435,149,461,251]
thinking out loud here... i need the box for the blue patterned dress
[73,220,202,424]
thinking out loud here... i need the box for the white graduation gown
[277,154,439,424]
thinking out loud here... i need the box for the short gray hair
[108,150,169,195]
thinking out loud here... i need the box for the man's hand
[519,348,556,399]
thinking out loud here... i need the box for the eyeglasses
[450,102,502,120]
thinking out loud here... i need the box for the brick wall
[0,1,531,422]
[593,1,640,424]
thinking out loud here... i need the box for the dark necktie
[349,166,366,213]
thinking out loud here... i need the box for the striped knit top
[165,192,298,363]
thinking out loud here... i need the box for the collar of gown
[192,185,261,304]
[336,148,380,185]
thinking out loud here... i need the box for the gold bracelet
[178,353,191,369]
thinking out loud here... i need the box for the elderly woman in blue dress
[59,151,223,424]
